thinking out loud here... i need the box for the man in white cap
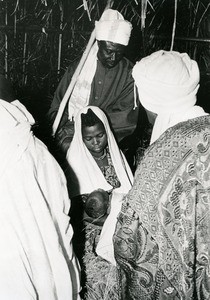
[47,9,139,157]
[113,50,210,299]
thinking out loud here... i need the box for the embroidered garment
[114,115,210,300]
[97,147,121,189]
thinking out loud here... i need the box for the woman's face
[82,122,108,158]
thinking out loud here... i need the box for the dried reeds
[0,0,210,117]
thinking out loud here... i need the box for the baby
[83,189,110,225]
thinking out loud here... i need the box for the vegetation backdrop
[0,0,210,135]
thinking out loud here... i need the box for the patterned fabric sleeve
[195,181,210,299]
[114,116,210,299]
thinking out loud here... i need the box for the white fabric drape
[67,42,98,121]
[66,105,133,196]
[67,9,132,121]
[66,106,133,265]
[0,99,80,300]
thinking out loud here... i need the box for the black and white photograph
[0,0,210,299]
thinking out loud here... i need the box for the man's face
[97,41,125,68]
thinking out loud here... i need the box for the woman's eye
[84,137,92,141]
[97,133,104,138]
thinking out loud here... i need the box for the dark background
[0,0,210,143]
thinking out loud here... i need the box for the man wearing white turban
[113,50,210,299]
[47,9,140,158]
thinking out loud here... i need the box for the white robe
[0,99,81,300]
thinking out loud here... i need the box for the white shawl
[67,9,132,121]
[0,99,80,300]
[66,106,133,265]
[66,105,133,196]
[67,42,98,121]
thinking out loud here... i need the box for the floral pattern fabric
[82,150,121,299]
[99,147,121,189]
[114,115,210,300]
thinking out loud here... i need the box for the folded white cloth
[95,9,132,46]
[68,42,98,121]
[96,191,125,266]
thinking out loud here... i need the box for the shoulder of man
[65,59,80,73]
[120,56,134,70]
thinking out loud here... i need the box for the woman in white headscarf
[113,50,210,299]
[66,105,133,299]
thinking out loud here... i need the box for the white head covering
[66,106,133,266]
[66,105,133,197]
[0,99,35,178]
[67,9,132,121]
[95,9,132,46]
[132,50,207,144]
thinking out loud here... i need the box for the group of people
[1,7,210,300]
[47,8,144,172]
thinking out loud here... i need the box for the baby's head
[84,188,110,219]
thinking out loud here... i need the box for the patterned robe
[114,115,210,300]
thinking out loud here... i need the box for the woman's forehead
[82,122,105,136]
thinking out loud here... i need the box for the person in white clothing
[0,74,81,300]
[66,105,133,299]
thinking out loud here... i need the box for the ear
[81,194,89,204]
